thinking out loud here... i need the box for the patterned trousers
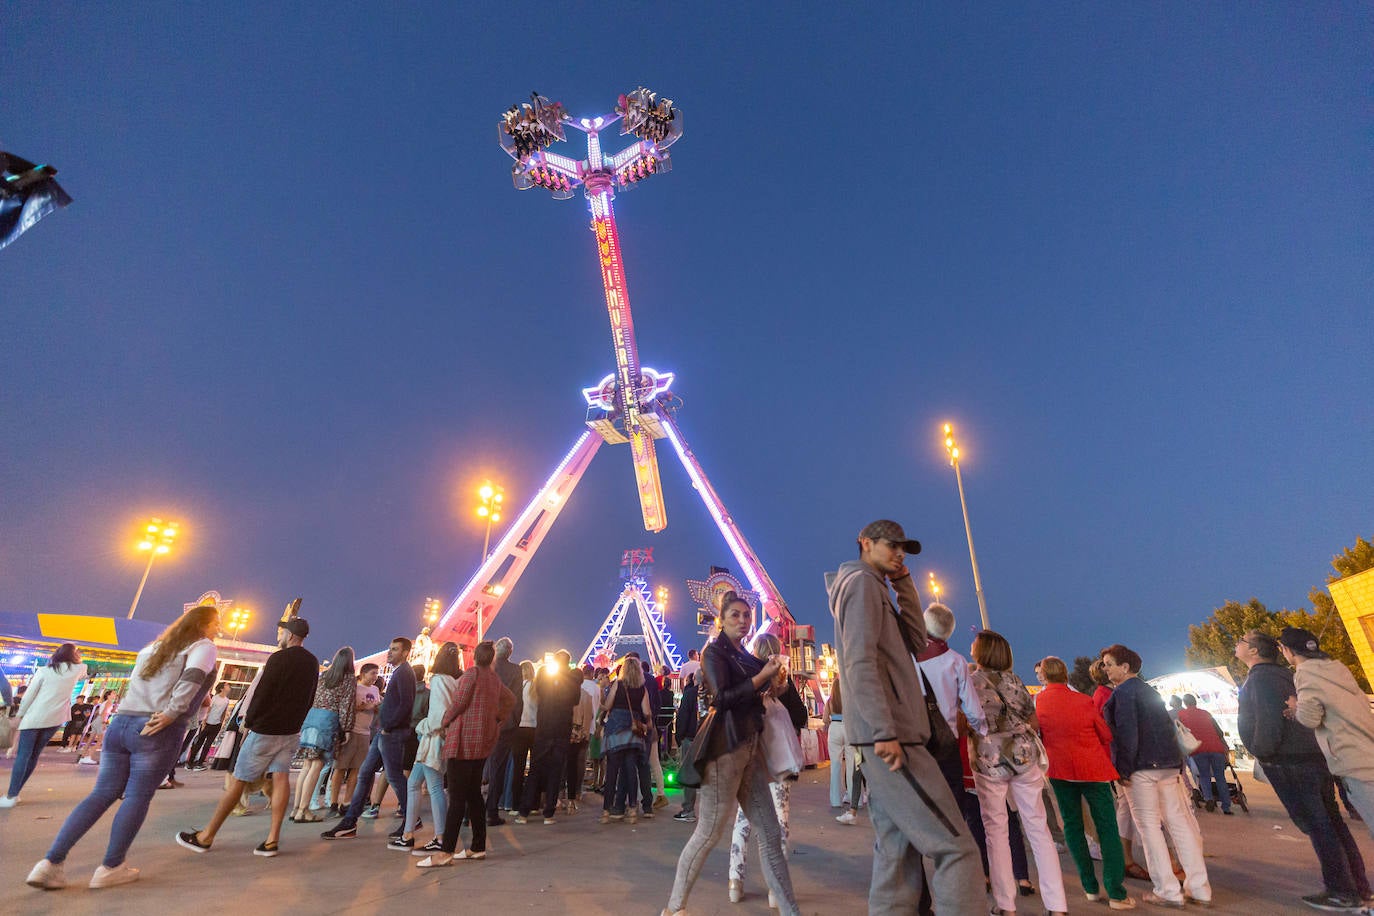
[729,779,791,881]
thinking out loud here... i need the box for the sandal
[1123,863,1151,881]
[296,810,324,823]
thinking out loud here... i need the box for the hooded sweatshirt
[826,559,930,747]
[1294,657,1374,783]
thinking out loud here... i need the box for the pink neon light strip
[437,431,598,630]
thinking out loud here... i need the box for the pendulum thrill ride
[430,89,796,662]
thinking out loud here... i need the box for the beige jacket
[1293,657,1374,783]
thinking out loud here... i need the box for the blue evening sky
[3,3,1371,678]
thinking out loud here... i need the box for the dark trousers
[485,730,515,817]
[1266,760,1371,900]
[1192,752,1231,811]
[520,734,568,818]
[340,731,409,828]
[565,740,589,801]
[443,757,487,854]
[508,727,536,813]
[636,743,654,811]
[187,723,222,767]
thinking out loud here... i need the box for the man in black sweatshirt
[1236,629,1369,912]
[517,650,578,824]
[321,637,416,840]
[177,617,318,858]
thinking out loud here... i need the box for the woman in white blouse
[3,643,87,806]
[26,604,219,891]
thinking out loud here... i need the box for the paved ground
[0,754,1368,914]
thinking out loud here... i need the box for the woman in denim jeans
[26,604,220,891]
[2,642,87,806]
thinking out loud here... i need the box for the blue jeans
[608,746,643,815]
[46,715,186,867]
[8,725,61,798]
[405,761,446,836]
[339,730,408,828]
[1192,752,1231,812]
[1343,777,1374,841]
[1266,760,1370,899]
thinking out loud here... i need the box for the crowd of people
[4,517,1374,913]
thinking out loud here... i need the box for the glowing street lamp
[225,607,251,639]
[127,518,179,620]
[927,571,942,606]
[423,597,442,627]
[656,585,669,610]
[942,423,989,629]
[475,481,505,562]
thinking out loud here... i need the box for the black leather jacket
[701,637,765,761]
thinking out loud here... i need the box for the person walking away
[673,671,702,823]
[1237,629,1370,911]
[517,649,577,824]
[26,606,218,890]
[826,520,982,916]
[662,592,800,916]
[320,638,415,839]
[1175,694,1232,815]
[1035,656,1134,910]
[1102,644,1210,908]
[727,632,807,907]
[824,675,855,820]
[177,617,318,858]
[329,663,380,817]
[187,683,232,770]
[484,637,524,826]
[599,655,653,824]
[969,631,1068,916]
[3,643,87,806]
[290,647,356,823]
[1288,625,1374,838]
[397,642,460,852]
[415,640,514,866]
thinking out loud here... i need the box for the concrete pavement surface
[0,754,1368,915]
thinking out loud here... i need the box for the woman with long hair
[598,654,654,824]
[726,632,807,906]
[969,630,1067,916]
[662,593,799,916]
[3,643,88,806]
[26,605,219,890]
[290,646,357,823]
[507,660,538,815]
[398,641,461,853]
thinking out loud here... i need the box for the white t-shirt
[519,681,538,728]
[120,638,218,721]
[680,659,702,686]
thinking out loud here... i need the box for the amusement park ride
[429,89,800,664]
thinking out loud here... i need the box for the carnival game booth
[0,611,277,713]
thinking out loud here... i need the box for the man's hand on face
[873,739,904,771]
[888,563,910,583]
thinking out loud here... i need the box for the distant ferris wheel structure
[428,89,796,664]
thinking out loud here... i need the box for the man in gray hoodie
[1286,626,1374,841]
[827,519,982,915]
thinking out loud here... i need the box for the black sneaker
[175,830,211,853]
[412,837,444,856]
[321,823,357,840]
[673,811,696,822]
[253,840,279,858]
[387,836,415,850]
[1301,892,1361,911]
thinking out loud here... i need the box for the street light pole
[127,519,178,619]
[943,424,989,630]
[476,481,505,562]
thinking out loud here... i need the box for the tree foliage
[1068,655,1096,694]
[1186,536,1374,691]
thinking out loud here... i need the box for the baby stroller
[1189,759,1248,813]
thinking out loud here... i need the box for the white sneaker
[26,859,66,889]
[0,795,18,808]
[836,810,857,825]
[79,756,98,766]
[89,864,140,888]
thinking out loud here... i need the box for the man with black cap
[827,520,983,915]
[1286,626,1374,843]
[1236,628,1370,911]
[177,617,318,858]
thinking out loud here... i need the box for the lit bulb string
[436,431,600,632]
[659,414,790,631]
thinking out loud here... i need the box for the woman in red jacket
[1035,656,1135,911]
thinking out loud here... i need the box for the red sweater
[1035,683,1118,782]
[1175,706,1229,755]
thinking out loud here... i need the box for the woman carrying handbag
[662,591,800,916]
